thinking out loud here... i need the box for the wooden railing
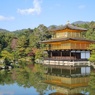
[45,56,76,60]
[43,60,90,66]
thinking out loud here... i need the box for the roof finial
[67,20,70,24]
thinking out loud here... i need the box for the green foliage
[17,35,28,48]
[35,49,48,64]
[35,49,44,60]
[87,23,95,40]
[0,70,14,85]
[29,24,51,49]
[89,71,95,89]
[35,24,51,40]
[29,34,39,48]
[1,50,14,60]
[11,64,48,94]
[86,28,95,40]
[0,64,48,95]
[88,71,95,95]
[88,44,95,63]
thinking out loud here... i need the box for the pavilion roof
[41,37,95,43]
[50,24,87,31]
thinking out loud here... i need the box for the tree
[1,50,14,60]
[89,44,95,64]
[88,71,95,95]
[86,28,95,40]
[1,50,14,67]
[29,34,39,48]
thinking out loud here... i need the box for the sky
[0,0,95,31]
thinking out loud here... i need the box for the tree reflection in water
[0,64,51,95]
[0,65,95,95]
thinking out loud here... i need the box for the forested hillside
[0,21,95,68]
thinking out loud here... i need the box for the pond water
[0,65,94,95]
[0,65,56,95]
[0,83,56,95]
[0,83,89,95]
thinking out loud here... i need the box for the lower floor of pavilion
[46,50,90,61]
[43,50,90,66]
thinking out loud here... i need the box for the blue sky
[0,0,95,31]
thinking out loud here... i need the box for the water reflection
[0,83,40,95]
[44,74,89,95]
[49,86,88,95]
[0,65,94,95]
[0,65,50,95]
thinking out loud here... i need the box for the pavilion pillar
[70,50,72,61]
[75,50,76,60]
[50,51,52,57]
[61,68,62,75]
[51,67,52,73]
[60,50,62,64]
[85,50,86,59]
[70,66,72,76]
[48,44,51,57]
[58,50,60,65]
[70,50,72,75]
[60,50,62,56]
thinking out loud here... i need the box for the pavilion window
[68,32,70,37]
[61,32,65,38]
[72,32,74,38]
[56,33,59,38]
[76,32,80,37]
[79,33,81,37]
[72,32,75,37]
[63,32,68,37]
[70,32,72,37]
[75,32,77,37]
[51,45,53,49]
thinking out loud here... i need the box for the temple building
[41,23,95,92]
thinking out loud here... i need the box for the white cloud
[17,0,42,15]
[78,5,86,9]
[0,15,15,21]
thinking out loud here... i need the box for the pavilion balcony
[44,56,78,61]
[44,56,88,61]
[43,59,90,66]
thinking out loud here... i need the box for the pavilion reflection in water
[49,86,88,95]
[49,85,87,95]
[44,72,89,95]
[43,63,90,95]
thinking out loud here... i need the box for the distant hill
[0,28,10,32]
[13,28,33,34]
[72,21,89,25]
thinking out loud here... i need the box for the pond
[0,64,94,95]
[0,83,56,95]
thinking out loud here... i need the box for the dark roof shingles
[42,37,95,43]
[50,24,87,31]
